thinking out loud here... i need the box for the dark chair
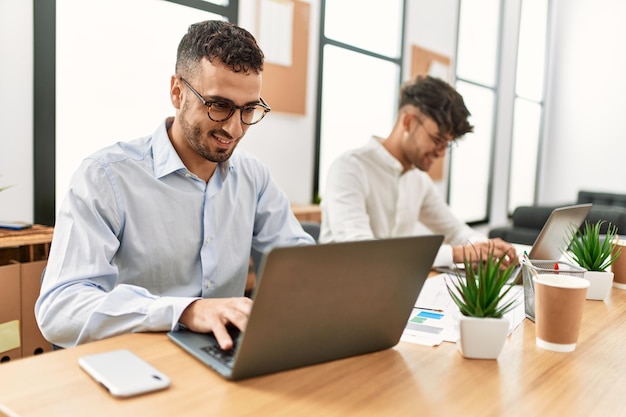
[250,221,320,276]
[299,221,322,242]
[489,190,626,245]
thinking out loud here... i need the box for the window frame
[313,0,407,202]
[448,0,551,226]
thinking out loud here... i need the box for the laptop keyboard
[200,326,241,367]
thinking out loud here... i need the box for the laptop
[167,235,443,380]
[509,203,592,283]
[435,203,592,281]
[521,203,592,260]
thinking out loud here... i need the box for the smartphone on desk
[78,349,170,397]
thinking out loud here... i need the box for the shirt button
[207,281,213,289]
[205,237,211,244]
[185,172,192,178]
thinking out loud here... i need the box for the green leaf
[563,220,622,271]
[445,248,519,318]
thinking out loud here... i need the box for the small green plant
[564,220,621,272]
[446,249,518,318]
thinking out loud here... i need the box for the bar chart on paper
[401,307,452,346]
[400,275,457,346]
[400,274,525,347]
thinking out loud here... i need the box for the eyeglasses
[411,114,457,150]
[180,77,271,125]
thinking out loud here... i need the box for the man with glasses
[36,20,314,350]
[320,75,517,269]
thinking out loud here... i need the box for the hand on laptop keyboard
[178,297,252,350]
[201,326,242,366]
[452,238,519,269]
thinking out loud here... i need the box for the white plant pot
[457,316,510,360]
[584,270,613,300]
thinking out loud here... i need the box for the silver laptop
[524,203,592,260]
[167,235,443,380]
[507,203,591,283]
[435,203,592,281]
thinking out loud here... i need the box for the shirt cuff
[154,296,200,331]
[432,244,454,267]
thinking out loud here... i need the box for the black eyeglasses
[411,114,457,150]
[180,77,271,125]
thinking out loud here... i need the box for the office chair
[250,221,321,276]
[299,221,322,242]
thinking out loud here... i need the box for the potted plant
[446,249,518,359]
[564,220,621,300]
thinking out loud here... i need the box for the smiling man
[319,75,517,269]
[36,20,314,350]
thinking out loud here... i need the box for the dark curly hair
[175,20,264,77]
[400,75,474,139]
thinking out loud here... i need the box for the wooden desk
[1,286,625,417]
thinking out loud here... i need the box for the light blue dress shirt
[35,118,314,347]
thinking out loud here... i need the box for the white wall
[237,0,319,205]
[0,0,33,222]
[540,0,626,205]
[55,0,217,208]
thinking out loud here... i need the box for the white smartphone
[78,349,170,397]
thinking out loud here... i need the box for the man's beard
[184,125,234,163]
[180,107,236,163]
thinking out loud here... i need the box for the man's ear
[170,75,183,109]
[400,111,415,134]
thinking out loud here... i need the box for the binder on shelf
[0,263,22,361]
[20,260,51,357]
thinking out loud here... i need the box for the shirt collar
[369,136,406,175]
[152,117,234,180]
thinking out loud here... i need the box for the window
[450,0,501,224]
[450,0,550,224]
[449,81,497,223]
[315,0,405,200]
[508,0,549,212]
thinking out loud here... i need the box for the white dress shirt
[36,118,314,347]
[320,136,486,267]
